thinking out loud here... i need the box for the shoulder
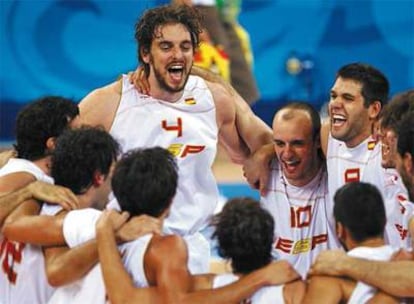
[79,79,123,130]
[149,234,187,254]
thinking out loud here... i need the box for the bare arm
[302,275,355,304]
[309,249,414,297]
[179,260,300,304]
[78,80,122,131]
[0,181,78,228]
[43,240,99,287]
[96,211,164,304]
[367,291,400,304]
[320,120,330,157]
[97,210,300,304]
[3,203,66,246]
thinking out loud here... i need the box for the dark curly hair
[380,89,414,133]
[14,96,79,161]
[51,126,120,194]
[334,182,386,244]
[134,4,202,73]
[336,63,389,108]
[112,147,178,218]
[398,112,414,161]
[212,197,274,274]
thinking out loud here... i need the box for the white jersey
[0,158,55,304]
[347,245,394,304]
[327,134,411,249]
[213,273,285,303]
[261,161,339,278]
[110,75,219,236]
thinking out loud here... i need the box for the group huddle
[0,3,413,304]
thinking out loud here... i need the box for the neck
[148,76,184,103]
[345,127,373,148]
[32,156,52,175]
[348,236,385,250]
[76,191,96,209]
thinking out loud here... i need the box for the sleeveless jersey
[327,134,411,249]
[213,272,285,303]
[110,75,219,236]
[261,161,339,278]
[347,245,394,304]
[0,158,54,304]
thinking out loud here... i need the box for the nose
[172,46,183,59]
[282,144,294,159]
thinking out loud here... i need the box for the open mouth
[282,160,300,173]
[331,114,347,127]
[168,64,184,81]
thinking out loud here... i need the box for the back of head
[112,147,178,217]
[380,89,414,133]
[334,182,386,243]
[14,96,79,161]
[212,197,274,274]
[135,4,202,66]
[276,101,321,140]
[397,110,414,158]
[336,63,389,108]
[52,126,119,194]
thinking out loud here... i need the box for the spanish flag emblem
[185,97,196,105]
[367,141,376,150]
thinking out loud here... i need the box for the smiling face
[142,23,194,101]
[329,77,380,148]
[272,108,322,187]
[378,126,398,169]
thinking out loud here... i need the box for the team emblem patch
[367,141,376,150]
[184,97,196,105]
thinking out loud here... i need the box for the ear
[140,46,150,64]
[46,137,56,151]
[402,152,413,175]
[368,101,382,120]
[336,222,346,240]
[93,171,105,187]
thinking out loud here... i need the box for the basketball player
[378,90,414,249]
[2,127,161,303]
[79,4,272,271]
[0,96,80,304]
[245,63,410,248]
[261,102,339,277]
[304,182,398,304]
[191,197,305,304]
[309,113,414,299]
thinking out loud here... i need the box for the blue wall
[1,0,413,141]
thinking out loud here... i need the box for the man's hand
[129,66,150,95]
[115,214,162,243]
[308,250,348,277]
[261,260,300,285]
[28,181,79,210]
[242,144,274,196]
[96,209,130,232]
